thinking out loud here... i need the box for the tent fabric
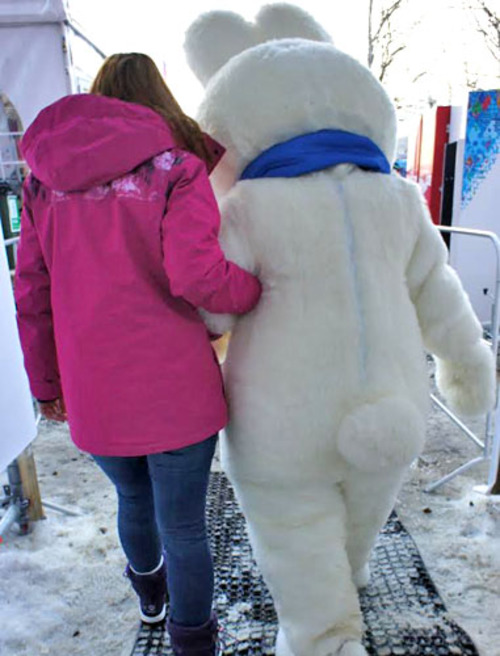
[0,0,98,470]
[0,0,69,23]
[0,232,37,473]
[0,23,69,129]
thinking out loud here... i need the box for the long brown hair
[90,53,211,164]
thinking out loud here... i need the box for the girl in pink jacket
[15,53,261,655]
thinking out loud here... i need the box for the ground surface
[1,396,499,656]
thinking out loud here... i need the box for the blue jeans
[93,434,217,627]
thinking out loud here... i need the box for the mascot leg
[232,478,368,656]
[343,469,405,588]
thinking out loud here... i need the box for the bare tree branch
[379,44,406,82]
[368,0,374,67]
[474,0,500,63]
[372,0,405,44]
[367,0,409,81]
[412,71,427,83]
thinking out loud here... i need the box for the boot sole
[140,603,167,624]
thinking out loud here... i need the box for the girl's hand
[38,398,68,423]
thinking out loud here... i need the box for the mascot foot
[276,628,368,656]
[275,628,295,656]
[338,641,368,656]
[352,563,370,589]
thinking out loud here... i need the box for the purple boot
[167,614,219,655]
[124,556,168,624]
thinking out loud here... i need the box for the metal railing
[0,459,29,541]
[2,201,498,496]
[4,236,19,273]
[425,226,500,494]
[0,130,24,182]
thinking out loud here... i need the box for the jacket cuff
[31,380,62,403]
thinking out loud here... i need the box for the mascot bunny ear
[254,3,332,43]
[184,3,332,87]
[184,11,257,87]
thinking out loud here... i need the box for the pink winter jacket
[15,94,261,456]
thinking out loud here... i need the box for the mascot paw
[198,308,236,336]
[338,641,368,656]
[435,340,496,416]
[337,397,425,472]
[352,563,370,589]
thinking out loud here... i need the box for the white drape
[0,232,36,473]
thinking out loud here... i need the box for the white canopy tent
[0,0,104,473]
[0,0,105,130]
[0,234,36,473]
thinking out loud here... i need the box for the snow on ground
[396,407,500,656]
[1,394,499,656]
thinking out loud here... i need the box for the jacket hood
[21,94,179,192]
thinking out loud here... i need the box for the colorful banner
[450,90,500,324]
[462,91,500,211]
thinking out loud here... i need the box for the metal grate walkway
[131,473,479,656]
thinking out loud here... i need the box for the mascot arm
[162,155,261,315]
[199,194,258,335]
[405,188,495,416]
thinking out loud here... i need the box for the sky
[69,0,499,118]
[70,0,370,114]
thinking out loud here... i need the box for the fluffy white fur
[255,3,332,43]
[184,12,257,86]
[337,397,425,472]
[184,4,331,86]
[197,41,398,196]
[185,4,496,655]
[435,341,496,416]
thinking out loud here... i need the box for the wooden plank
[16,445,44,521]
[490,458,500,494]
[212,332,231,364]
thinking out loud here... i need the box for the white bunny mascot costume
[185,5,495,656]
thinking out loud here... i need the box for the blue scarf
[240,129,391,180]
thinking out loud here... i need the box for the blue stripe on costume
[240,129,391,180]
